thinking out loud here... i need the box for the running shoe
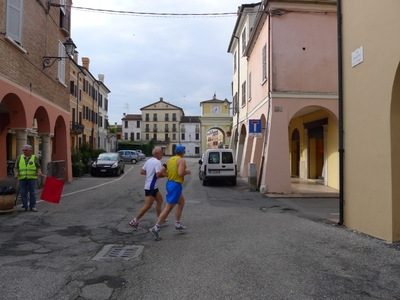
[149,227,161,241]
[174,223,186,232]
[129,220,139,231]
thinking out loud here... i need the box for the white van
[198,149,237,186]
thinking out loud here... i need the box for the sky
[70,1,245,126]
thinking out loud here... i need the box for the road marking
[61,166,134,198]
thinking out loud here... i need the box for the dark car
[90,152,125,177]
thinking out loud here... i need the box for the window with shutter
[6,0,23,44]
[58,40,66,83]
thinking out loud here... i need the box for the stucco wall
[342,0,400,241]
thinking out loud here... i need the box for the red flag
[40,176,64,204]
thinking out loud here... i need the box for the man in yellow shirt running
[149,145,190,241]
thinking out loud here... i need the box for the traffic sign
[249,119,262,138]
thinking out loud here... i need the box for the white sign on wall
[351,46,364,67]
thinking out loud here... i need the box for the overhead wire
[69,5,240,18]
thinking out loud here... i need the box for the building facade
[229,0,338,193]
[121,113,142,142]
[0,0,75,182]
[179,116,201,157]
[341,0,400,241]
[140,97,184,155]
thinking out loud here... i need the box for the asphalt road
[0,157,399,300]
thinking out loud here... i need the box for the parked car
[118,150,139,164]
[198,149,237,186]
[91,152,125,177]
[135,150,146,160]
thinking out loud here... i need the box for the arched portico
[0,78,72,182]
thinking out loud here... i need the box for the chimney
[73,51,79,63]
[160,97,163,101]
[98,74,104,83]
[82,57,90,70]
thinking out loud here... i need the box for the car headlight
[92,162,97,168]
[111,162,118,168]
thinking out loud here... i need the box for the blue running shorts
[166,181,183,204]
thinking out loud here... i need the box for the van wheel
[231,179,236,186]
[202,179,207,186]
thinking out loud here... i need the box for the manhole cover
[93,245,144,261]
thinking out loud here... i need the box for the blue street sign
[249,119,262,138]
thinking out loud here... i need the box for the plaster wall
[271,11,337,93]
[342,0,400,241]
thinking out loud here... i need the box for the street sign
[249,119,262,138]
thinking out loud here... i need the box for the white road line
[61,166,134,198]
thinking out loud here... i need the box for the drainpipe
[233,35,240,159]
[337,0,344,225]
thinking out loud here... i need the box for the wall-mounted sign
[249,119,262,138]
[351,46,364,67]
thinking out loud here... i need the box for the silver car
[118,150,139,164]
[135,150,146,160]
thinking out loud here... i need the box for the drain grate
[93,245,144,261]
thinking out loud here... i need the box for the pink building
[229,0,338,193]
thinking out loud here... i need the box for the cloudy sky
[70,1,244,125]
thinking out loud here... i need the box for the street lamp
[42,38,76,69]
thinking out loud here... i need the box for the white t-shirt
[142,157,162,190]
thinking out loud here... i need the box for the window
[195,147,199,154]
[172,124,177,132]
[153,124,157,132]
[145,134,149,140]
[196,133,199,140]
[124,133,128,140]
[181,125,185,132]
[208,152,220,164]
[58,40,66,84]
[172,113,177,121]
[145,113,149,121]
[241,81,246,106]
[145,124,150,132]
[124,121,128,128]
[136,121,140,128]
[262,44,267,81]
[195,125,200,132]
[173,134,176,140]
[136,133,140,140]
[181,133,185,140]
[153,134,157,140]
[165,124,169,132]
[248,72,252,100]
[59,0,70,32]
[241,28,246,53]
[6,0,23,44]
[153,113,157,121]
[165,113,169,121]
[234,51,237,72]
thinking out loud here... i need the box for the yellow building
[140,97,184,155]
[341,0,400,242]
[199,95,232,153]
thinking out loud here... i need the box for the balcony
[172,128,177,132]
[165,128,169,132]
[153,129,158,132]
[153,138,170,144]
[70,121,84,134]
[145,128,150,132]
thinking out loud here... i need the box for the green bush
[72,163,85,177]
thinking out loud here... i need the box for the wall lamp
[42,38,76,69]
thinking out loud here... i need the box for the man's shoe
[174,223,186,232]
[129,220,139,230]
[30,208,38,212]
[18,207,28,212]
[149,227,161,241]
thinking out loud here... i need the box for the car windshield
[98,153,118,161]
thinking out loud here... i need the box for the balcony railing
[165,128,169,132]
[145,128,150,132]
[70,121,84,134]
[172,128,177,132]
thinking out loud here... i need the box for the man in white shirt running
[129,147,167,230]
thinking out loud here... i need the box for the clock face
[212,105,221,114]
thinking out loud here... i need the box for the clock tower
[199,94,232,153]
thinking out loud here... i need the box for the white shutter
[58,40,66,83]
[6,0,23,44]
